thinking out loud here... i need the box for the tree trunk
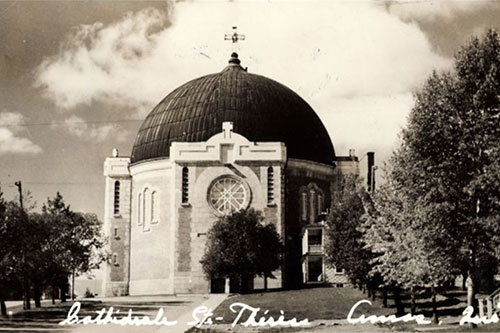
[60,284,67,303]
[23,280,30,310]
[382,288,388,308]
[51,285,56,305]
[239,276,249,294]
[462,273,467,291]
[371,288,376,301]
[466,272,476,328]
[393,287,405,316]
[367,287,372,298]
[71,271,75,300]
[431,286,439,324]
[34,282,41,308]
[410,287,416,316]
[264,276,268,291]
[0,300,6,316]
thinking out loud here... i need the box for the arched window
[309,189,317,224]
[182,167,189,204]
[151,191,159,223]
[143,188,150,231]
[112,253,118,266]
[301,183,325,224]
[300,190,308,222]
[317,192,324,215]
[267,167,274,204]
[113,181,120,215]
[137,193,142,226]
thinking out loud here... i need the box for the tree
[0,187,11,316]
[325,175,376,295]
[0,191,106,309]
[36,193,106,303]
[400,29,500,309]
[360,171,455,321]
[362,29,500,320]
[201,208,282,293]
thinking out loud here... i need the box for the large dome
[131,54,335,164]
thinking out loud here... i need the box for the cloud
[36,7,169,111]
[383,0,493,22]
[36,0,451,157]
[0,111,43,155]
[60,115,128,142]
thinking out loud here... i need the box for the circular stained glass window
[208,176,250,215]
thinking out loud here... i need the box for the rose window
[208,176,250,214]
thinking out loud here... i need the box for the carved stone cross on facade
[222,121,233,139]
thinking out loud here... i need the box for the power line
[2,181,102,186]
[1,119,144,128]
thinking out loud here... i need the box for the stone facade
[102,155,131,296]
[102,123,358,296]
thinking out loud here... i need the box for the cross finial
[224,26,245,51]
[222,122,233,139]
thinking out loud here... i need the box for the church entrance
[210,278,225,293]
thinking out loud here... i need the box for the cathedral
[101,53,359,296]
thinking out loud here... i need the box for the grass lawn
[212,286,391,324]
[212,286,500,332]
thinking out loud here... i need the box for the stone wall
[128,160,174,295]
[102,156,131,297]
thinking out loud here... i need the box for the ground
[0,295,222,333]
[1,287,500,332]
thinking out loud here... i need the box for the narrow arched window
[309,189,317,224]
[267,167,274,204]
[151,191,158,223]
[137,193,142,226]
[182,167,189,204]
[112,253,118,266]
[143,188,150,231]
[317,192,324,215]
[113,181,120,215]
[301,191,308,221]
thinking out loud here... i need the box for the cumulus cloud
[36,7,168,111]
[0,111,42,155]
[384,0,493,21]
[60,115,128,143]
[36,0,451,156]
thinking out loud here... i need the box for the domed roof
[131,53,335,164]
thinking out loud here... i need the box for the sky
[1,0,500,219]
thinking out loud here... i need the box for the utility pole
[14,181,23,209]
[15,181,30,310]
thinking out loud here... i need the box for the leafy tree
[325,175,376,294]
[36,193,106,303]
[362,29,500,320]
[0,187,11,316]
[201,208,282,293]
[402,29,500,306]
[0,191,105,309]
[361,171,455,321]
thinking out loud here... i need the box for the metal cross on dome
[224,26,245,51]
